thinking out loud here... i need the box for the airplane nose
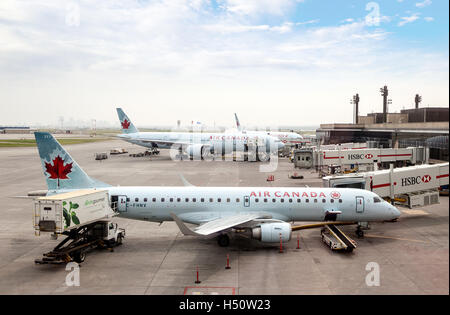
[390,204,401,219]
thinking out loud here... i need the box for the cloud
[424,16,434,22]
[398,13,420,26]
[295,19,319,25]
[416,0,432,8]
[219,0,303,16]
[0,1,393,75]
[0,0,447,127]
[203,21,293,34]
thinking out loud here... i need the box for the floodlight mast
[415,94,422,109]
[380,85,388,123]
[350,93,360,124]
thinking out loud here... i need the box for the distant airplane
[34,132,401,246]
[234,113,304,146]
[116,108,284,161]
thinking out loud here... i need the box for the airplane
[116,108,284,161]
[234,113,304,146]
[34,132,401,246]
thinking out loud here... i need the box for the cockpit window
[373,197,382,203]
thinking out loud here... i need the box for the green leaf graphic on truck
[63,201,80,228]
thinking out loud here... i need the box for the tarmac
[0,137,448,294]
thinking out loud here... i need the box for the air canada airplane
[234,113,304,146]
[116,108,284,161]
[34,132,401,246]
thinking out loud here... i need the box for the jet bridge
[294,146,429,176]
[323,163,449,208]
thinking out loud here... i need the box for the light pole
[380,85,388,123]
[415,94,422,109]
[350,93,360,124]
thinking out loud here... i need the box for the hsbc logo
[348,154,364,160]
[347,153,374,160]
[422,175,431,183]
[401,174,431,186]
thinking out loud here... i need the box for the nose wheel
[217,234,230,247]
[355,227,364,238]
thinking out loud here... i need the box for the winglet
[179,174,195,187]
[170,213,201,236]
[234,113,242,132]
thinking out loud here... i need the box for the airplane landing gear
[355,227,364,238]
[355,222,369,238]
[256,149,270,162]
[217,234,230,247]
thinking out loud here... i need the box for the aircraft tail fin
[234,113,242,131]
[34,132,110,192]
[116,108,139,134]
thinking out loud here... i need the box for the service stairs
[321,224,357,252]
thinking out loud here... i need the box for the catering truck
[34,189,125,264]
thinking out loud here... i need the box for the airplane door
[355,196,364,213]
[117,195,128,212]
[244,196,250,207]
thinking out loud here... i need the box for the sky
[0,0,448,129]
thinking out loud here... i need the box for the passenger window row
[254,198,343,203]
[129,197,241,203]
[127,197,343,204]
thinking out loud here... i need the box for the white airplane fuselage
[241,130,303,146]
[118,131,283,153]
[103,186,400,224]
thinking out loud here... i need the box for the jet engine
[186,144,211,160]
[251,222,292,243]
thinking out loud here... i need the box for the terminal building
[0,126,35,134]
[317,107,449,162]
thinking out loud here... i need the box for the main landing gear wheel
[116,234,123,246]
[256,149,270,162]
[73,251,86,263]
[356,228,364,238]
[217,234,230,247]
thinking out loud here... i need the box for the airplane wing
[170,213,271,236]
[139,139,192,147]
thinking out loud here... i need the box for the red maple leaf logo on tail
[121,119,130,129]
[45,156,73,179]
